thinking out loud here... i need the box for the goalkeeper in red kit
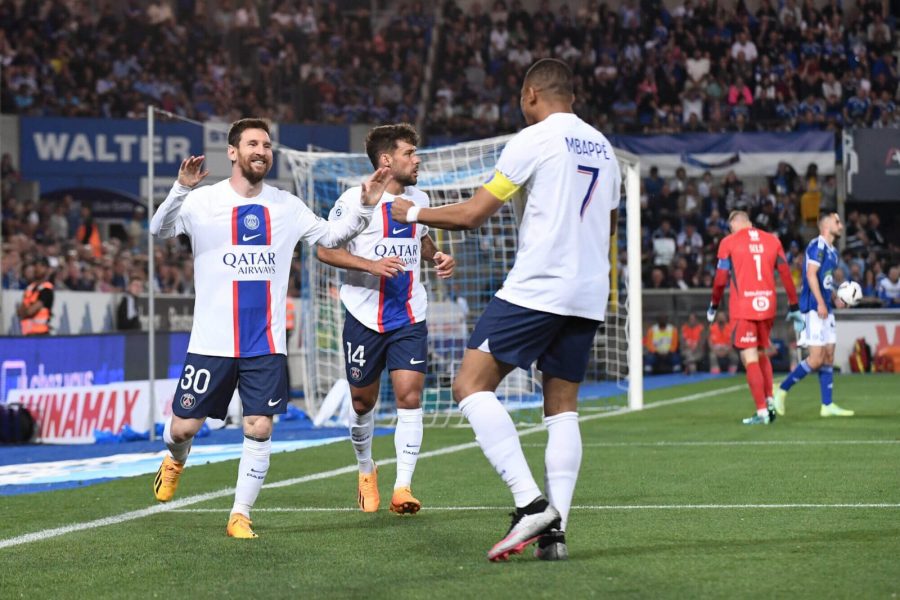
[707,211,804,425]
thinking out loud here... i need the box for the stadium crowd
[635,160,899,304]
[0,0,898,341]
[428,0,898,135]
[0,0,895,133]
[0,0,427,125]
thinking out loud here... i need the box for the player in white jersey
[316,124,455,515]
[391,59,620,561]
[149,118,390,538]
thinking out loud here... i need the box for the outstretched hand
[177,155,209,188]
[433,252,455,279]
[391,197,415,223]
[361,167,392,206]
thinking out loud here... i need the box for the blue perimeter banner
[605,131,835,177]
[20,117,203,198]
[20,118,351,198]
[0,332,190,403]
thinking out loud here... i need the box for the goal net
[281,135,641,426]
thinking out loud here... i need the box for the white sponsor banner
[7,379,178,444]
[1,290,117,335]
[834,312,900,372]
[635,151,835,178]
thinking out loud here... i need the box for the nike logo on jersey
[393,227,409,235]
[267,398,282,406]
[409,358,425,365]
[242,234,262,242]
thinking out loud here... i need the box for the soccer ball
[836,281,862,307]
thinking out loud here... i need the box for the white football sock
[459,391,541,508]
[394,407,423,489]
[231,435,271,518]
[544,412,582,531]
[163,417,192,464]
[350,408,375,474]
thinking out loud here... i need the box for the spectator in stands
[116,277,144,331]
[708,311,738,374]
[680,313,705,375]
[75,206,102,259]
[17,256,54,336]
[878,266,900,308]
[644,314,682,374]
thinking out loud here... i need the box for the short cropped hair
[227,118,270,148]
[818,211,838,226]
[523,58,574,99]
[728,210,750,223]
[365,123,419,168]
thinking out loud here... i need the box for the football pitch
[1,374,898,599]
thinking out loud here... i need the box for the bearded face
[230,128,273,184]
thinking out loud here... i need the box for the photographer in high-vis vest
[17,257,54,336]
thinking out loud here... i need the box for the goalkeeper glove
[786,304,805,334]
[706,303,717,323]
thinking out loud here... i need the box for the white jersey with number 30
[492,112,620,321]
[151,179,372,358]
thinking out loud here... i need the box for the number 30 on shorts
[180,364,211,394]
[346,342,366,366]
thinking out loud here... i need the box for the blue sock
[780,360,812,391]
[818,366,834,406]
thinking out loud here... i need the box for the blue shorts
[343,311,428,387]
[172,352,288,419]
[467,297,600,383]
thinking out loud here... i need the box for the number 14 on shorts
[346,342,366,366]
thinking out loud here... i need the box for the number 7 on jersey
[576,165,599,219]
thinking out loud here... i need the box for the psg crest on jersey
[180,393,197,410]
[350,367,362,381]
[243,214,260,230]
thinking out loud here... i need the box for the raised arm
[305,168,392,248]
[150,155,208,239]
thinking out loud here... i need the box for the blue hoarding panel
[20,117,203,179]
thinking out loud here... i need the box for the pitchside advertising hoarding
[19,117,351,202]
[843,128,900,202]
[0,332,189,443]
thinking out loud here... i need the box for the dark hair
[227,118,270,148]
[523,58,574,99]
[818,211,838,226]
[365,123,419,168]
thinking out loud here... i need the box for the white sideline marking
[0,381,762,550]
[170,503,900,513]
[523,440,900,448]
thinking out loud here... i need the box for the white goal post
[281,135,642,426]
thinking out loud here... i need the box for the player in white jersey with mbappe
[316,124,455,515]
[391,59,620,561]
[773,212,854,418]
[150,118,390,538]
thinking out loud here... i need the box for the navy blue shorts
[343,311,428,387]
[172,352,288,419]
[467,297,600,383]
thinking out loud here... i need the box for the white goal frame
[282,136,642,425]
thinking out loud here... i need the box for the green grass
[2,374,899,599]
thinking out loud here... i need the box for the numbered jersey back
[492,112,621,322]
[717,227,787,321]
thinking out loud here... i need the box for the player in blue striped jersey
[773,212,855,418]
